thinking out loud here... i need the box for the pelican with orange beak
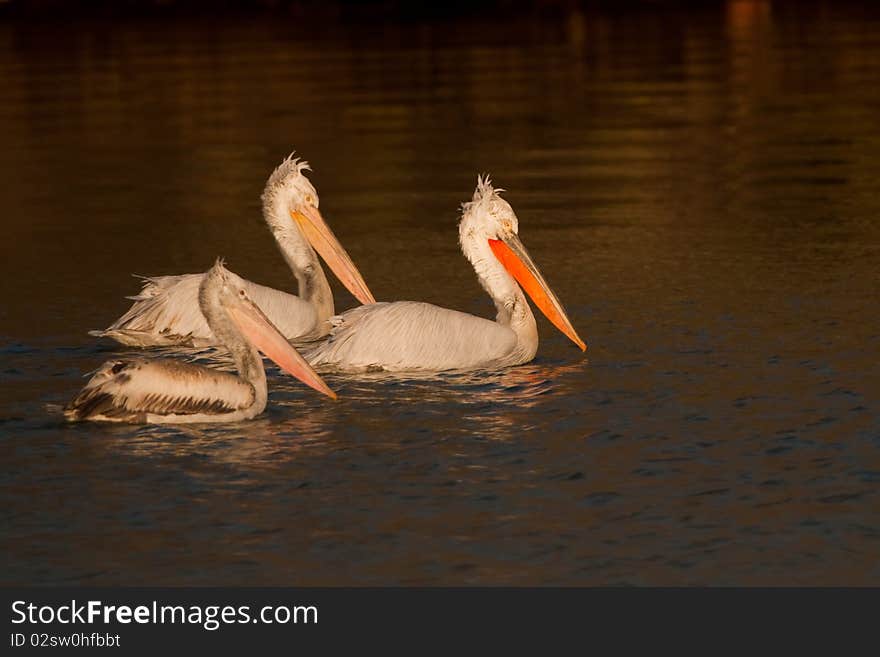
[91,154,375,348]
[305,176,586,372]
[66,260,336,424]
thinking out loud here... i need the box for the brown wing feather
[65,358,254,421]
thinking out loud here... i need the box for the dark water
[2,1,880,585]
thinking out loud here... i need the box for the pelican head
[459,176,586,351]
[261,153,375,305]
[201,259,337,399]
[460,175,518,239]
[262,154,319,219]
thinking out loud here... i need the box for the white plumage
[307,301,523,372]
[306,177,586,372]
[91,154,374,348]
[100,274,319,348]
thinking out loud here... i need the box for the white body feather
[306,179,561,373]
[94,274,320,347]
[306,301,533,372]
[92,155,338,348]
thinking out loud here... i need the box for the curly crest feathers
[461,173,506,215]
[261,152,312,203]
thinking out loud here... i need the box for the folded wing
[64,358,255,422]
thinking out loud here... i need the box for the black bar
[1,588,876,652]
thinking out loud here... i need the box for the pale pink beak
[291,205,376,305]
[228,296,337,400]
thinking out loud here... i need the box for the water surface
[2,2,880,585]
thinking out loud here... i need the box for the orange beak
[291,205,376,306]
[489,234,586,351]
[228,295,337,400]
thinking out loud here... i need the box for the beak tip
[566,331,587,352]
[318,383,338,400]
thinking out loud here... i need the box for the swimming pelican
[66,260,336,424]
[91,154,375,348]
[305,176,586,372]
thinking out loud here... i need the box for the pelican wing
[305,301,520,372]
[92,273,320,347]
[64,358,255,422]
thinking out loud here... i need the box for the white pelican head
[460,176,586,351]
[261,153,375,305]
[262,154,318,214]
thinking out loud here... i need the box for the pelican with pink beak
[66,260,336,424]
[92,154,375,348]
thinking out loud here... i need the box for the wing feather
[305,301,518,372]
[64,358,255,422]
[91,274,319,347]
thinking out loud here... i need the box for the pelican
[66,260,336,424]
[305,177,586,372]
[91,154,375,348]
